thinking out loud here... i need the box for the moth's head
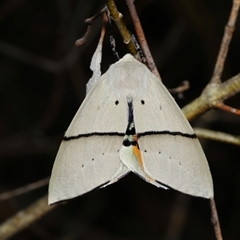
[106,54,153,100]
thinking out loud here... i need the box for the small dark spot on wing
[115,100,119,105]
[141,100,145,105]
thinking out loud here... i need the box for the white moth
[48,54,213,205]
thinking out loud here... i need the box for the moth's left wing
[133,69,213,199]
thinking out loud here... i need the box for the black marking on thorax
[125,101,135,135]
[122,101,139,147]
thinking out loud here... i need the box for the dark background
[0,0,240,239]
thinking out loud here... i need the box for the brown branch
[194,128,240,146]
[182,73,240,121]
[125,0,161,79]
[169,80,190,96]
[75,7,106,47]
[210,199,223,240]
[215,102,240,115]
[75,25,92,47]
[0,40,79,73]
[105,0,138,58]
[0,178,49,201]
[211,0,240,84]
[0,195,57,240]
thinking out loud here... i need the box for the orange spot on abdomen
[133,134,144,170]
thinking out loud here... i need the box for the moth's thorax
[106,60,150,100]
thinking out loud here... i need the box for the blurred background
[0,0,240,239]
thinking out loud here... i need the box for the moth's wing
[49,137,129,205]
[133,71,213,198]
[49,74,130,205]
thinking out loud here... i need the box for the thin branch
[169,80,190,97]
[215,102,240,115]
[0,178,49,201]
[0,40,78,73]
[210,199,223,240]
[210,0,240,84]
[0,195,57,240]
[182,73,240,121]
[75,25,92,47]
[75,7,106,47]
[194,128,240,146]
[125,0,161,79]
[0,2,96,74]
[105,0,139,58]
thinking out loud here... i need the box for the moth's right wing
[49,75,130,205]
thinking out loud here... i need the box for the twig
[0,178,49,201]
[125,0,161,79]
[0,3,100,74]
[169,80,190,96]
[182,73,240,121]
[75,7,106,47]
[0,40,78,73]
[75,25,92,47]
[211,0,240,84]
[194,127,240,146]
[105,0,138,57]
[0,195,57,240]
[210,198,223,240]
[214,102,240,115]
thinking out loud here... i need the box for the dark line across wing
[138,131,197,139]
[64,132,125,141]
[63,131,197,141]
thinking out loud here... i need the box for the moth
[48,54,213,205]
